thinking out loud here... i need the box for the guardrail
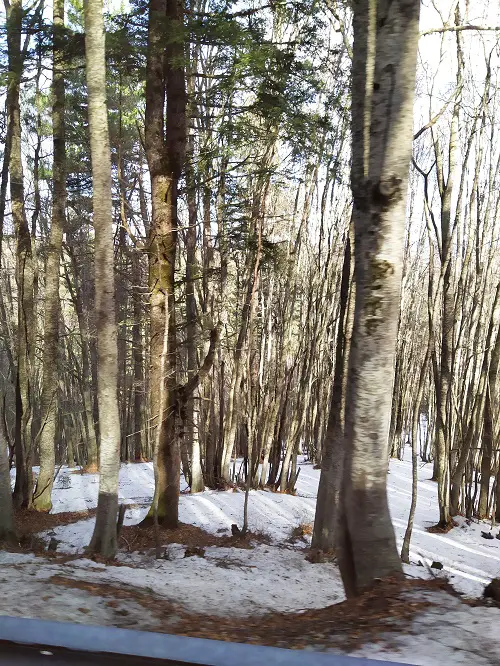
[0,616,411,665]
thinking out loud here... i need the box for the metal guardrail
[0,616,411,665]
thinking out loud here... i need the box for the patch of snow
[6,449,500,666]
[0,546,343,618]
[346,590,500,665]
[0,552,161,630]
[81,544,343,615]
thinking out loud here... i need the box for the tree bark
[337,0,420,596]
[132,252,144,461]
[450,281,500,515]
[84,0,122,558]
[33,0,66,511]
[144,0,186,526]
[185,114,203,492]
[484,323,500,520]
[0,417,16,544]
[312,234,351,551]
[432,11,463,528]
[401,348,429,562]
[5,0,36,509]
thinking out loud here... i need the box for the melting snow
[3,453,500,665]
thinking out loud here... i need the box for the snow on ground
[5,453,500,665]
[0,552,162,630]
[3,552,500,666]
[43,462,317,552]
[0,544,343,618]
[387,457,500,597]
[344,590,500,666]
[38,454,500,598]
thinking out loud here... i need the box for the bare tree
[5,0,36,509]
[336,0,421,596]
[33,0,66,511]
[312,235,352,551]
[84,0,122,558]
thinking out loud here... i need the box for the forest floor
[2,455,500,665]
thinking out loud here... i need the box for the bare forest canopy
[0,0,499,596]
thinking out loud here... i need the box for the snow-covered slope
[32,454,500,597]
[4,455,500,665]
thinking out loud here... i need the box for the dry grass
[79,463,99,474]
[288,522,313,544]
[305,548,336,564]
[291,522,313,538]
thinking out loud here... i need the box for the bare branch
[413,85,462,141]
[421,25,500,37]
[178,327,219,402]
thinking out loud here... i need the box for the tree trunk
[185,120,203,492]
[484,326,500,519]
[33,0,66,511]
[66,253,99,470]
[312,235,351,551]
[401,348,429,563]
[337,0,420,597]
[450,281,500,516]
[84,0,122,558]
[6,0,36,509]
[433,13,463,528]
[0,418,16,544]
[132,252,144,461]
[144,0,186,527]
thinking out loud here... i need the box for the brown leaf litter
[5,508,99,554]
[119,522,271,553]
[47,574,459,653]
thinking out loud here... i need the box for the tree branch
[178,327,219,403]
[421,25,500,36]
[413,85,462,141]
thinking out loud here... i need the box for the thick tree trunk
[337,0,420,597]
[144,0,186,527]
[85,0,122,558]
[33,0,66,511]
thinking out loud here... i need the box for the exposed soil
[176,577,459,650]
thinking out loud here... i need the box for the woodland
[0,0,500,624]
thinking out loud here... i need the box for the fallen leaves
[46,572,458,654]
